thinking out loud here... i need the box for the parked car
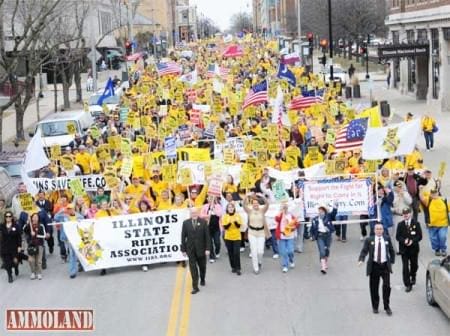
[0,151,23,205]
[320,65,348,86]
[88,94,120,117]
[29,111,94,151]
[426,255,450,318]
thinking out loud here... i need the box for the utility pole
[327,0,333,82]
[127,1,134,52]
[297,0,301,41]
[89,3,98,92]
[274,0,278,37]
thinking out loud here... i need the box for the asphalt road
[1,80,449,336]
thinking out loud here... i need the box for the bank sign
[378,44,429,58]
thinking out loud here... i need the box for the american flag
[186,88,197,103]
[243,80,268,109]
[219,66,230,79]
[156,62,181,76]
[334,118,368,152]
[288,95,323,110]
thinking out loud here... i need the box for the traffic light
[320,39,328,51]
[125,40,132,56]
[307,32,314,47]
[360,44,367,57]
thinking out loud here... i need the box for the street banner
[63,210,189,271]
[31,175,108,192]
[299,178,373,217]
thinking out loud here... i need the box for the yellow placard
[325,160,335,175]
[60,155,74,170]
[121,138,132,157]
[120,158,133,177]
[215,128,226,144]
[162,164,177,183]
[50,145,61,160]
[326,128,336,144]
[267,138,280,154]
[108,135,121,151]
[66,122,76,135]
[178,168,193,186]
[68,178,85,197]
[243,139,253,154]
[256,150,268,165]
[334,159,347,174]
[19,193,34,212]
[438,161,447,179]
[223,148,235,165]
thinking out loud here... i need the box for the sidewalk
[1,69,120,150]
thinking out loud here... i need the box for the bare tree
[230,12,252,34]
[0,0,65,148]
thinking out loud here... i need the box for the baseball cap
[402,208,411,215]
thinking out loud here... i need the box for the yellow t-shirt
[75,152,92,174]
[222,213,243,241]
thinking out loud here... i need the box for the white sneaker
[249,253,252,258]
[142,266,148,272]
[30,273,36,280]
[273,254,279,259]
[209,259,215,263]
[360,236,365,241]
[289,262,295,268]
[282,267,288,273]
[37,274,42,280]
[240,247,245,253]
[215,254,220,258]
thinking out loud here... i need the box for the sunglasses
[5,215,12,218]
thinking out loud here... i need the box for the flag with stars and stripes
[334,118,368,152]
[156,62,181,76]
[243,80,268,109]
[288,95,323,110]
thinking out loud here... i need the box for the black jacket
[23,223,46,247]
[359,235,396,276]
[396,219,422,254]
[0,224,22,256]
[35,199,53,215]
[181,218,211,258]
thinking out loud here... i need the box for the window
[417,29,428,43]
[406,30,415,43]
[99,11,112,36]
[392,31,400,44]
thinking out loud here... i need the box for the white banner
[63,209,189,271]
[267,163,326,189]
[31,175,108,192]
[362,119,421,160]
[177,161,206,184]
[301,179,371,217]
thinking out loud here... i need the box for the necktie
[377,238,381,263]
[192,219,197,229]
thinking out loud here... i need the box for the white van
[30,111,94,148]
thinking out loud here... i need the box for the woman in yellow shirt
[222,202,243,275]
[222,175,238,195]
[421,114,436,151]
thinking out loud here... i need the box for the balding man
[181,208,211,294]
[358,223,395,316]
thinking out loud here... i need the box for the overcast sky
[190,0,252,31]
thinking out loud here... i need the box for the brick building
[383,0,450,111]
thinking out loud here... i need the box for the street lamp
[327,0,333,82]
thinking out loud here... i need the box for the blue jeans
[424,131,434,150]
[278,239,294,268]
[270,229,279,255]
[428,227,448,252]
[68,244,79,276]
[316,232,332,259]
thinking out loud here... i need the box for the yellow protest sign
[308,146,319,161]
[334,159,347,174]
[69,178,85,197]
[240,170,255,190]
[267,138,280,154]
[244,139,253,154]
[162,164,177,183]
[50,145,61,160]
[178,168,193,186]
[120,158,133,177]
[365,160,378,173]
[325,160,335,175]
[121,138,132,157]
[326,128,336,144]
[19,193,34,212]
[60,155,74,170]
[215,128,226,144]
[108,135,121,151]
[177,148,210,162]
[96,144,111,161]
[281,127,290,141]
[252,138,264,152]
[223,148,235,165]
[256,150,268,165]
[438,161,447,179]
[66,122,76,135]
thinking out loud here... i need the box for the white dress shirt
[373,236,387,263]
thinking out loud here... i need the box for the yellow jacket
[75,152,92,174]
[422,195,450,227]
[421,116,435,132]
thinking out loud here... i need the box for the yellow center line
[166,265,186,336]
[178,267,193,336]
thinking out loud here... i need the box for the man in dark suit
[358,223,395,316]
[181,207,211,294]
[395,207,422,292]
